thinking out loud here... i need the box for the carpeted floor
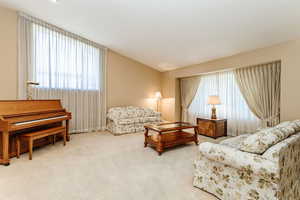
[0,131,224,200]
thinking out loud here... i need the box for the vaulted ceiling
[1,0,300,71]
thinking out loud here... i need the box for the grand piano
[0,100,71,166]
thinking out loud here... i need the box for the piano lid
[0,100,64,117]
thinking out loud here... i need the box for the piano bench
[16,126,67,160]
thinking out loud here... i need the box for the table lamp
[207,95,221,119]
[26,81,40,100]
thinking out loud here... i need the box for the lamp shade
[155,91,162,99]
[207,95,221,105]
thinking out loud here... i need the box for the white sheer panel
[18,14,106,133]
[32,24,100,90]
[188,71,260,136]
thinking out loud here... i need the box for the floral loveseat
[193,120,300,200]
[107,106,161,135]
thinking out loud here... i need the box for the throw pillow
[291,120,300,132]
[239,127,294,154]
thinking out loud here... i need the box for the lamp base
[156,100,160,112]
[211,107,217,120]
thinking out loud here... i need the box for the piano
[0,100,71,166]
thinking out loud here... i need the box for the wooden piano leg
[66,119,70,142]
[16,137,20,159]
[63,129,66,146]
[28,139,33,160]
[53,135,56,145]
[2,130,10,166]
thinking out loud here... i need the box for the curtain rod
[18,12,108,50]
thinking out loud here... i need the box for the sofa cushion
[198,142,278,178]
[219,134,250,149]
[239,124,295,154]
[291,120,300,132]
[107,106,161,120]
[274,121,296,136]
[274,121,291,128]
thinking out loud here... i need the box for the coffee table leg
[194,127,199,145]
[144,128,148,147]
[157,133,163,156]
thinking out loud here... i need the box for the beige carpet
[0,132,224,200]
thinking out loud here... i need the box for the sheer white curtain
[18,13,107,133]
[188,70,260,136]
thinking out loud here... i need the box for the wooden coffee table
[144,122,198,155]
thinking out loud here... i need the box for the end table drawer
[198,121,215,137]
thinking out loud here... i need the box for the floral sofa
[193,120,300,200]
[107,106,161,135]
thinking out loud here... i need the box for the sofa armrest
[199,142,279,179]
[278,135,300,199]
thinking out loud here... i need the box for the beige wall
[107,50,161,110]
[162,40,300,122]
[0,6,162,111]
[2,4,300,121]
[0,6,18,99]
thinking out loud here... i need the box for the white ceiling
[1,0,300,71]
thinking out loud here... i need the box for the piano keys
[14,115,68,126]
[0,100,71,166]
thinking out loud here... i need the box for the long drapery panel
[180,76,201,121]
[18,13,107,133]
[234,61,281,127]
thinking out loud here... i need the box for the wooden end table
[196,118,227,139]
[144,122,198,155]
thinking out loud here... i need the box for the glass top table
[144,122,199,155]
[145,122,197,132]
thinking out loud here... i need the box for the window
[19,15,107,133]
[188,71,260,136]
[32,24,100,90]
